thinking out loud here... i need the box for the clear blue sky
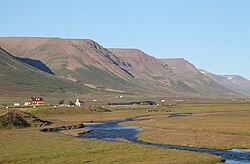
[1,0,250,78]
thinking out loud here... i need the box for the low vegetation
[0,104,225,163]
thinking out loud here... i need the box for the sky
[1,0,250,78]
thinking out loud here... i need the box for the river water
[80,117,250,164]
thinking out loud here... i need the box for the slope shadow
[16,57,54,75]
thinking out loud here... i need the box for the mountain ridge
[0,37,243,97]
[200,69,250,96]
[110,49,240,97]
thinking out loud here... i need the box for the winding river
[80,117,250,164]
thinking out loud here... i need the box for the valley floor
[1,103,250,163]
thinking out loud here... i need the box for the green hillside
[0,47,90,95]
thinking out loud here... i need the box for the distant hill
[0,47,90,95]
[0,37,241,97]
[200,70,250,96]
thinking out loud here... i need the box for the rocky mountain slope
[200,70,250,96]
[0,47,89,95]
[110,49,238,97]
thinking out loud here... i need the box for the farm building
[28,97,44,105]
[108,101,156,106]
[140,101,157,105]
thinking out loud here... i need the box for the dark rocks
[40,124,85,132]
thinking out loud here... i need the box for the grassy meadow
[122,103,250,150]
[1,102,250,163]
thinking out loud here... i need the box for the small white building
[14,102,20,106]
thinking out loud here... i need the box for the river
[80,117,250,164]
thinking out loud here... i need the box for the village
[10,97,85,108]
[6,96,158,109]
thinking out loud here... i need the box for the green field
[1,103,250,163]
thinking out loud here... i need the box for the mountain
[108,49,174,80]
[160,58,240,97]
[162,58,237,96]
[0,37,241,97]
[161,58,200,76]
[0,38,187,96]
[0,47,89,95]
[200,70,250,96]
[108,49,186,95]
[0,37,140,93]
[110,50,238,97]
